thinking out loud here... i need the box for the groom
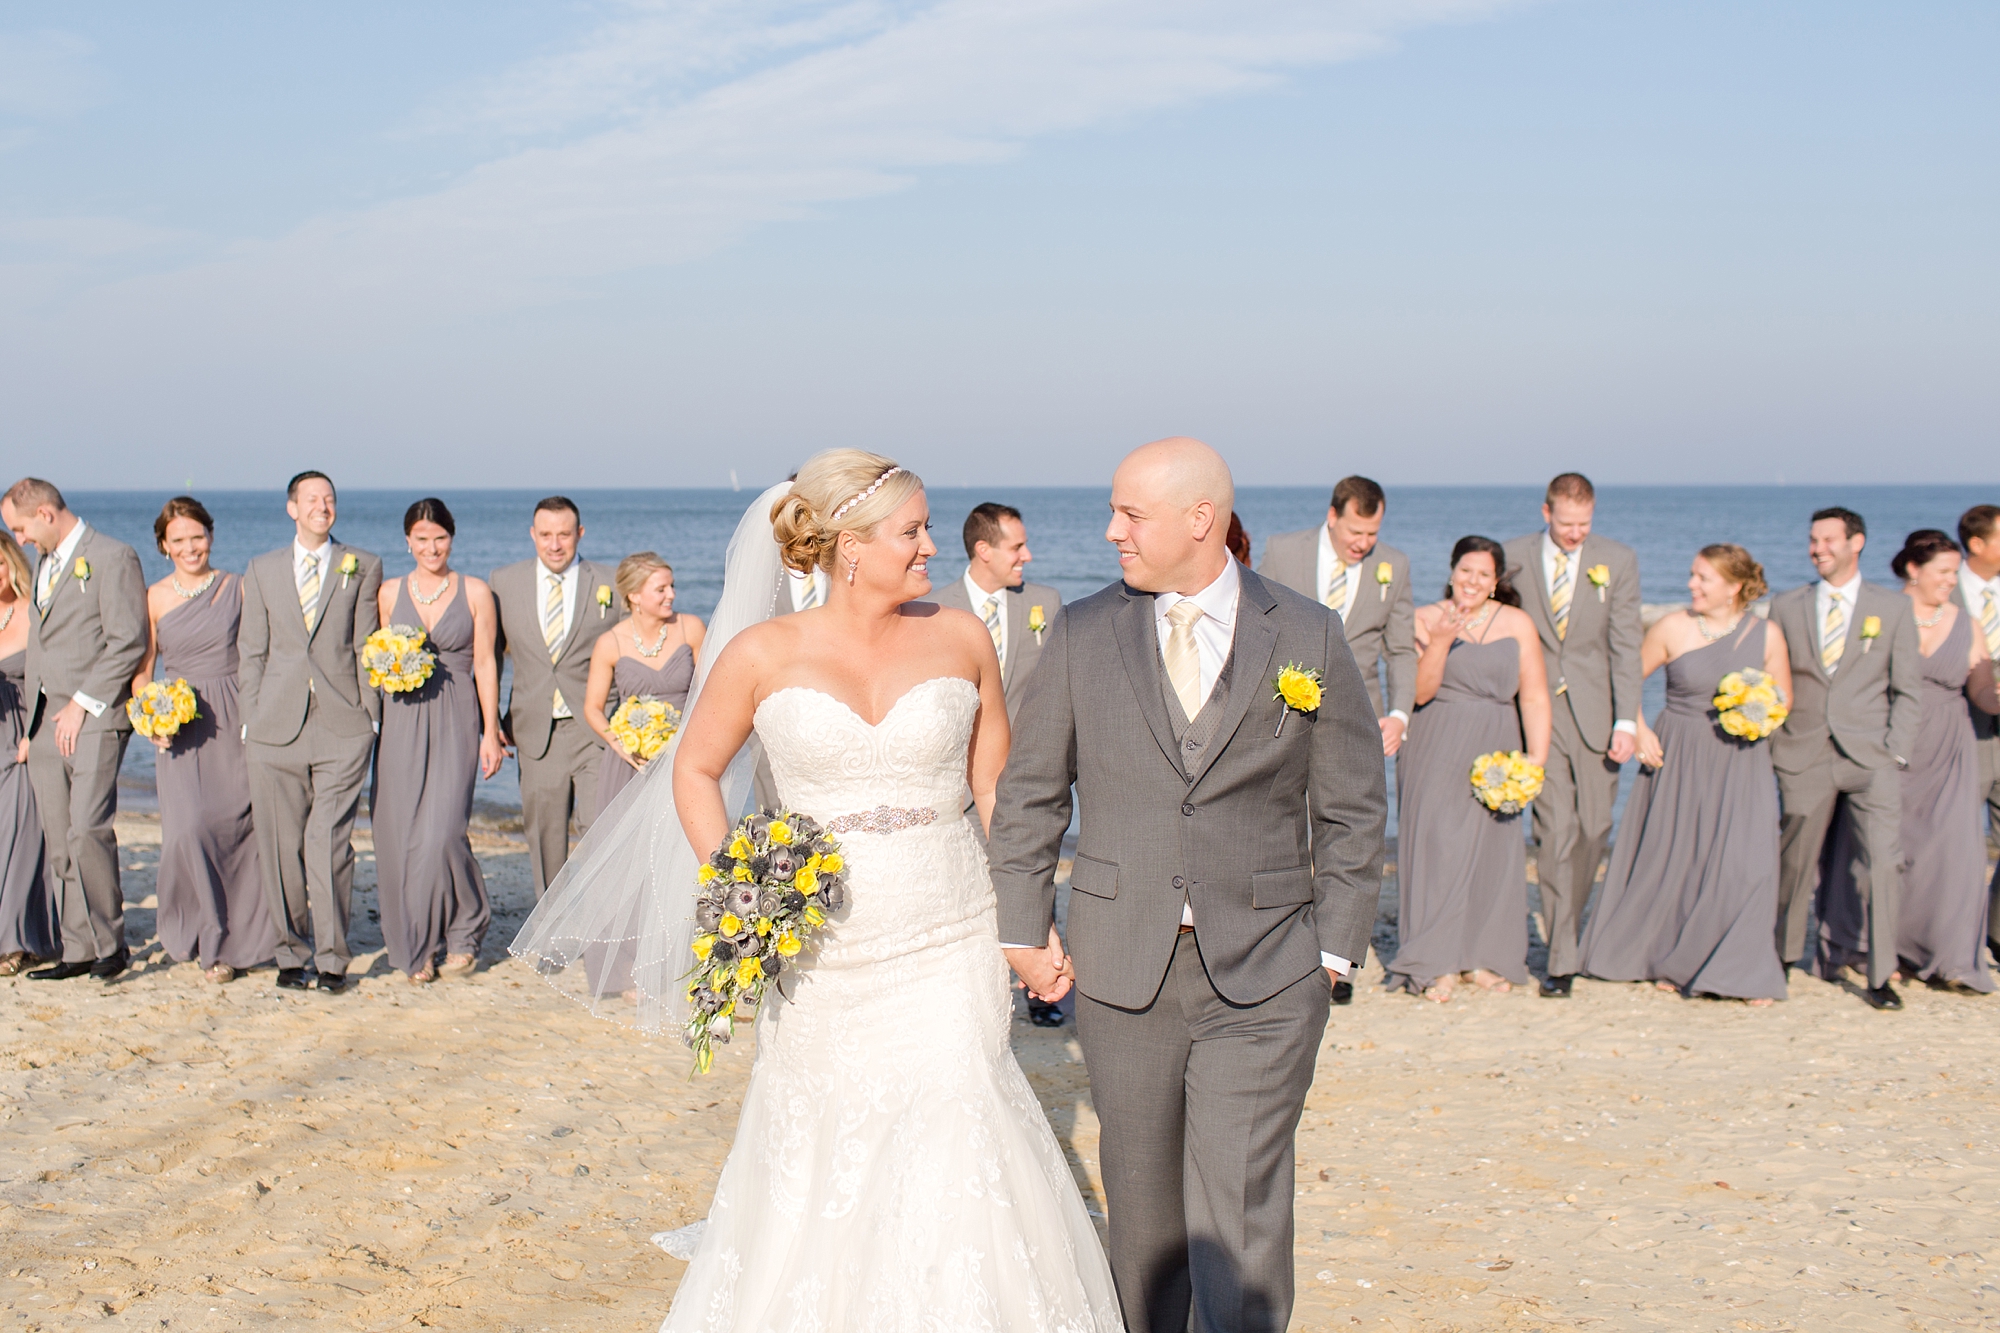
[990,438,1386,1333]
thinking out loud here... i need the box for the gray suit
[1258,530,1416,718]
[491,558,623,894]
[238,542,383,975]
[1503,531,1643,977]
[1769,581,1921,987]
[989,567,1386,1333]
[25,526,147,962]
[930,574,1062,715]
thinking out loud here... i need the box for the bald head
[1106,436,1236,595]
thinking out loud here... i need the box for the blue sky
[2,1,1994,490]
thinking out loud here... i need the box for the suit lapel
[37,528,90,623]
[1185,570,1282,792]
[1792,590,1830,686]
[1112,589,1184,775]
[1344,547,1381,632]
[1003,585,1029,680]
[559,563,601,661]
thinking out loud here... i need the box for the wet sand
[2,817,1996,1330]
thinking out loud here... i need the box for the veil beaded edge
[507,481,791,1036]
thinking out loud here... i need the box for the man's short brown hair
[1958,504,2000,550]
[1545,472,1595,506]
[1330,476,1385,518]
[962,503,1024,559]
[4,478,66,514]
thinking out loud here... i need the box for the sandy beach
[2,816,1996,1331]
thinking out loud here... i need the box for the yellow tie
[797,574,823,611]
[299,553,321,630]
[1164,601,1206,720]
[1323,560,1349,616]
[1550,551,1571,643]
[544,573,568,715]
[1981,589,2000,659]
[1821,593,1846,673]
[980,595,1004,675]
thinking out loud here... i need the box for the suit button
[1172,875,1185,889]
[1181,802,1195,816]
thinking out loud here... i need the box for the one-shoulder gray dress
[1578,620,1784,999]
[0,647,55,959]
[1385,636,1529,993]
[593,641,695,819]
[371,581,490,976]
[154,576,275,970]
[1816,612,1993,991]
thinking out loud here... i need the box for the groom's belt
[821,804,958,835]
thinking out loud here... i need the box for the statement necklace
[0,605,12,632]
[171,571,217,600]
[1914,604,1948,628]
[633,620,672,658]
[1694,610,1741,641]
[410,572,452,606]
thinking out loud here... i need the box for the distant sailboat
[729,469,741,492]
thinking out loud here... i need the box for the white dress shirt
[1814,572,1863,667]
[787,566,829,613]
[39,522,106,716]
[1959,566,2000,652]
[540,559,580,718]
[964,568,1008,667]
[1542,530,1635,736]
[1318,524,1408,725]
[294,537,333,598]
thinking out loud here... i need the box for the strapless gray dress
[1385,637,1529,992]
[1579,620,1784,999]
[0,647,55,958]
[154,576,275,970]
[370,581,490,976]
[594,642,694,819]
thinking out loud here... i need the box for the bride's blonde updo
[769,449,926,575]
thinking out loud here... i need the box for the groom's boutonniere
[597,585,613,618]
[1028,604,1047,644]
[1587,563,1610,602]
[1272,663,1323,737]
[339,553,359,589]
[1375,561,1393,601]
[72,558,91,584]
[1861,615,1881,652]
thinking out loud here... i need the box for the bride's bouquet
[684,811,848,1073]
[607,695,681,762]
[1469,749,1544,815]
[1713,668,1787,741]
[128,679,199,740]
[362,624,436,694]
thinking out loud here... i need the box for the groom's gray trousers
[1076,933,1329,1333]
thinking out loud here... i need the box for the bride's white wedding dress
[661,675,1122,1332]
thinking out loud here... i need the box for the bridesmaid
[585,552,704,819]
[371,498,505,985]
[138,497,275,983]
[0,529,56,974]
[1578,545,1790,1004]
[1385,536,1551,1002]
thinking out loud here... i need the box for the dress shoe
[1026,999,1065,1028]
[1860,983,1902,1011]
[1539,973,1575,998]
[91,949,129,980]
[1331,980,1354,1006]
[27,959,97,981]
[275,967,312,991]
[314,972,351,995]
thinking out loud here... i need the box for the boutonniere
[596,584,613,619]
[339,553,359,589]
[1028,604,1046,644]
[1587,563,1609,602]
[1861,615,1881,652]
[1271,662,1323,737]
[1375,561,1393,601]
[72,558,91,583]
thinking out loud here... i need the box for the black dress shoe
[27,959,97,981]
[275,967,312,991]
[1861,983,1902,1011]
[1026,999,1065,1027]
[1539,973,1575,998]
[91,949,129,980]
[1331,980,1354,1006]
[314,972,350,994]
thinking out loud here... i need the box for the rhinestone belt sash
[822,804,956,835]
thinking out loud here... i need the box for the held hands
[1635,722,1664,769]
[478,731,507,780]
[1003,925,1074,1004]
[1379,715,1406,756]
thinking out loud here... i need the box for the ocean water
[58,483,1997,820]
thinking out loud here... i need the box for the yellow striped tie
[1821,593,1846,673]
[1981,589,2000,659]
[1323,560,1349,616]
[299,554,320,630]
[980,594,1004,668]
[1550,551,1571,642]
[797,574,823,610]
[544,573,569,714]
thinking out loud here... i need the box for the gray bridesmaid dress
[371,580,490,976]
[1384,635,1529,993]
[0,647,56,959]
[1816,612,1993,991]
[1578,619,1784,999]
[593,641,695,819]
[154,576,275,970]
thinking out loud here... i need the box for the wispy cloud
[0,29,106,121]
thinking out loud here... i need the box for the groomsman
[490,497,622,897]
[1,480,147,980]
[932,503,1064,1025]
[1504,474,1642,998]
[749,527,832,814]
[1769,506,1920,1009]
[238,472,383,994]
[1951,504,2000,966]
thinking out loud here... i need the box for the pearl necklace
[1914,604,1948,628]
[410,572,451,606]
[0,605,13,632]
[1694,610,1741,641]
[171,571,217,600]
[632,620,672,658]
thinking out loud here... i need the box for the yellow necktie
[1550,551,1571,642]
[1324,560,1349,616]
[544,573,568,715]
[980,595,1004,675]
[1164,601,1206,720]
[1981,589,2000,659]
[299,554,321,630]
[1821,593,1846,673]
[797,574,823,611]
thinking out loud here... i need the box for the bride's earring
[845,556,858,585]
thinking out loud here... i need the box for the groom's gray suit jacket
[989,566,1387,1009]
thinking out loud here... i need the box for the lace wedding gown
[661,676,1122,1333]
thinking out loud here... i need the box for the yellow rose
[728,833,752,861]
[1028,605,1047,634]
[819,853,843,875]
[804,905,826,928]
[1273,664,1323,713]
[736,957,764,987]
[692,935,715,960]
[1861,616,1881,639]
[1375,561,1393,584]
[755,917,773,936]
[776,932,802,957]
[768,820,793,846]
[718,913,742,936]
[1587,564,1610,587]
[732,863,752,882]
[698,864,719,886]
[795,867,818,894]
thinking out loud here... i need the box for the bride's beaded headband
[829,467,903,523]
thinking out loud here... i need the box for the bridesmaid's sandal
[1469,969,1511,993]
[203,963,234,985]
[1421,979,1455,1004]
[440,954,477,979]
[409,963,438,985]
[0,952,30,976]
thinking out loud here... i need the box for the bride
[516,450,1121,1331]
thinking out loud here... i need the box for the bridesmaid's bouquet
[362,624,436,694]
[1714,669,1787,741]
[684,811,848,1074]
[607,695,681,762]
[128,679,199,740]
[1470,749,1544,815]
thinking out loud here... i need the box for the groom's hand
[1004,926,1073,1003]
